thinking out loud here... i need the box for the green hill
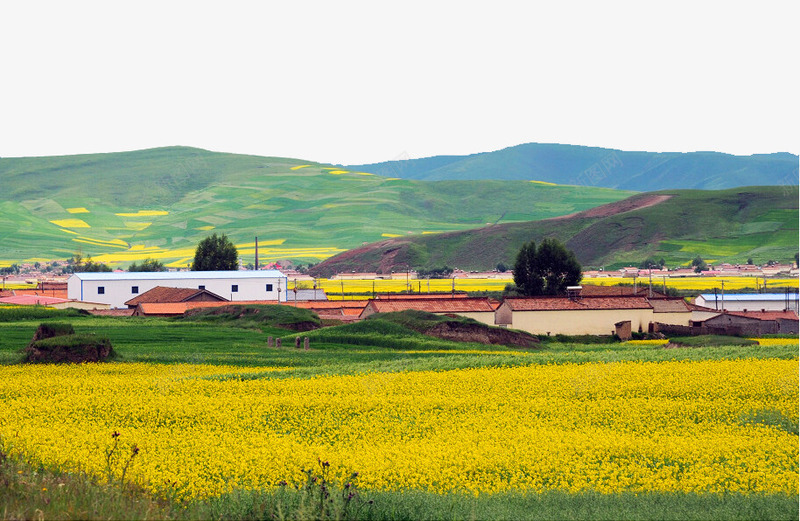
[0,147,633,267]
[308,186,800,276]
[346,143,799,191]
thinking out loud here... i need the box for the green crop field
[0,147,633,268]
[0,307,797,521]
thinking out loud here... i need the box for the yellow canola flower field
[748,338,800,346]
[309,276,797,298]
[315,278,511,296]
[49,218,90,228]
[586,276,798,291]
[0,360,796,500]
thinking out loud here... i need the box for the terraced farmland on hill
[0,147,633,267]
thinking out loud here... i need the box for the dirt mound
[426,320,540,348]
[25,323,114,363]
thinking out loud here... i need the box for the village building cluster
[1,266,796,339]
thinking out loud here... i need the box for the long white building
[68,270,288,308]
[694,293,799,312]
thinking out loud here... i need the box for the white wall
[695,296,799,312]
[508,308,655,336]
[68,273,287,308]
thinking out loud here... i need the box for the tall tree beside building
[192,234,239,271]
[513,238,581,296]
[513,241,543,296]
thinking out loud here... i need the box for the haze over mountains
[346,143,799,191]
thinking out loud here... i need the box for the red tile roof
[373,293,469,299]
[648,298,692,313]
[725,310,799,321]
[88,308,136,317]
[580,285,668,298]
[365,298,497,314]
[125,286,227,306]
[502,296,652,311]
[0,295,71,306]
[1,288,69,299]
[289,300,369,309]
[134,300,281,316]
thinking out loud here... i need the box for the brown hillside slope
[309,193,673,277]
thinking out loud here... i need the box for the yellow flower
[0,360,795,499]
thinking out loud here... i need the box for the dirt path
[549,194,672,220]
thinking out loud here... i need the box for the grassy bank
[3,452,796,521]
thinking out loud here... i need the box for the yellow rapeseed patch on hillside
[115,210,169,217]
[0,360,795,499]
[124,222,152,231]
[66,207,90,213]
[72,237,129,249]
[49,219,90,228]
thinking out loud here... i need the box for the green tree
[417,266,453,279]
[691,255,708,273]
[513,241,542,296]
[128,258,166,272]
[534,238,583,295]
[192,233,239,271]
[513,239,582,296]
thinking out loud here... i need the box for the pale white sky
[1,1,797,165]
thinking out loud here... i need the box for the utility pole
[721,281,725,312]
[254,236,259,271]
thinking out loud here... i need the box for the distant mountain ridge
[345,143,799,191]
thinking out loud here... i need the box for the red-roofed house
[359,298,498,325]
[0,294,110,310]
[494,296,654,336]
[124,286,228,308]
[648,298,692,326]
[700,310,799,335]
[287,300,369,322]
[131,300,281,317]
